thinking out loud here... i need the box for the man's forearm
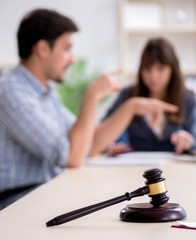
[66,70,122,167]
[68,91,99,167]
[90,100,136,156]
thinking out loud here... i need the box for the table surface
[1,154,196,240]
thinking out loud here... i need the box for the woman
[104,38,196,154]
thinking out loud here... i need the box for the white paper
[177,220,196,228]
[86,152,174,166]
[86,152,196,167]
[173,154,196,162]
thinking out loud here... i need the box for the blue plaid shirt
[0,64,76,193]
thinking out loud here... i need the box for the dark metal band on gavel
[46,168,169,227]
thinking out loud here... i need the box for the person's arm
[103,87,132,146]
[67,71,121,167]
[183,92,196,145]
[90,97,179,156]
[171,92,196,153]
[103,87,132,120]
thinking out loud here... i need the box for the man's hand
[85,71,122,101]
[171,130,194,153]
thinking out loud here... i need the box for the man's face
[45,33,74,83]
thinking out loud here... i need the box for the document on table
[172,220,196,230]
[173,154,196,162]
[86,152,174,166]
[86,152,196,166]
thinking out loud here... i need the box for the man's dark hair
[17,8,79,59]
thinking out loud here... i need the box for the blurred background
[0,0,196,119]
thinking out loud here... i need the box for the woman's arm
[171,91,196,153]
[90,98,178,156]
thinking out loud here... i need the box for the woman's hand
[107,142,133,156]
[130,97,178,126]
[171,130,194,153]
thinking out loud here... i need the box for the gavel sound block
[120,168,187,222]
[46,168,187,227]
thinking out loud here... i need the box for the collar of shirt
[17,64,51,96]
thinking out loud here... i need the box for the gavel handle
[46,186,148,227]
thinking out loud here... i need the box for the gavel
[46,168,186,227]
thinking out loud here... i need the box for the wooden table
[1,156,196,239]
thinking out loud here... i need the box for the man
[0,9,178,209]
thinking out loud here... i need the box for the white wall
[0,0,120,72]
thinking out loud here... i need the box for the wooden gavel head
[143,168,169,207]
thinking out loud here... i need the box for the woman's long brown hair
[133,37,185,123]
